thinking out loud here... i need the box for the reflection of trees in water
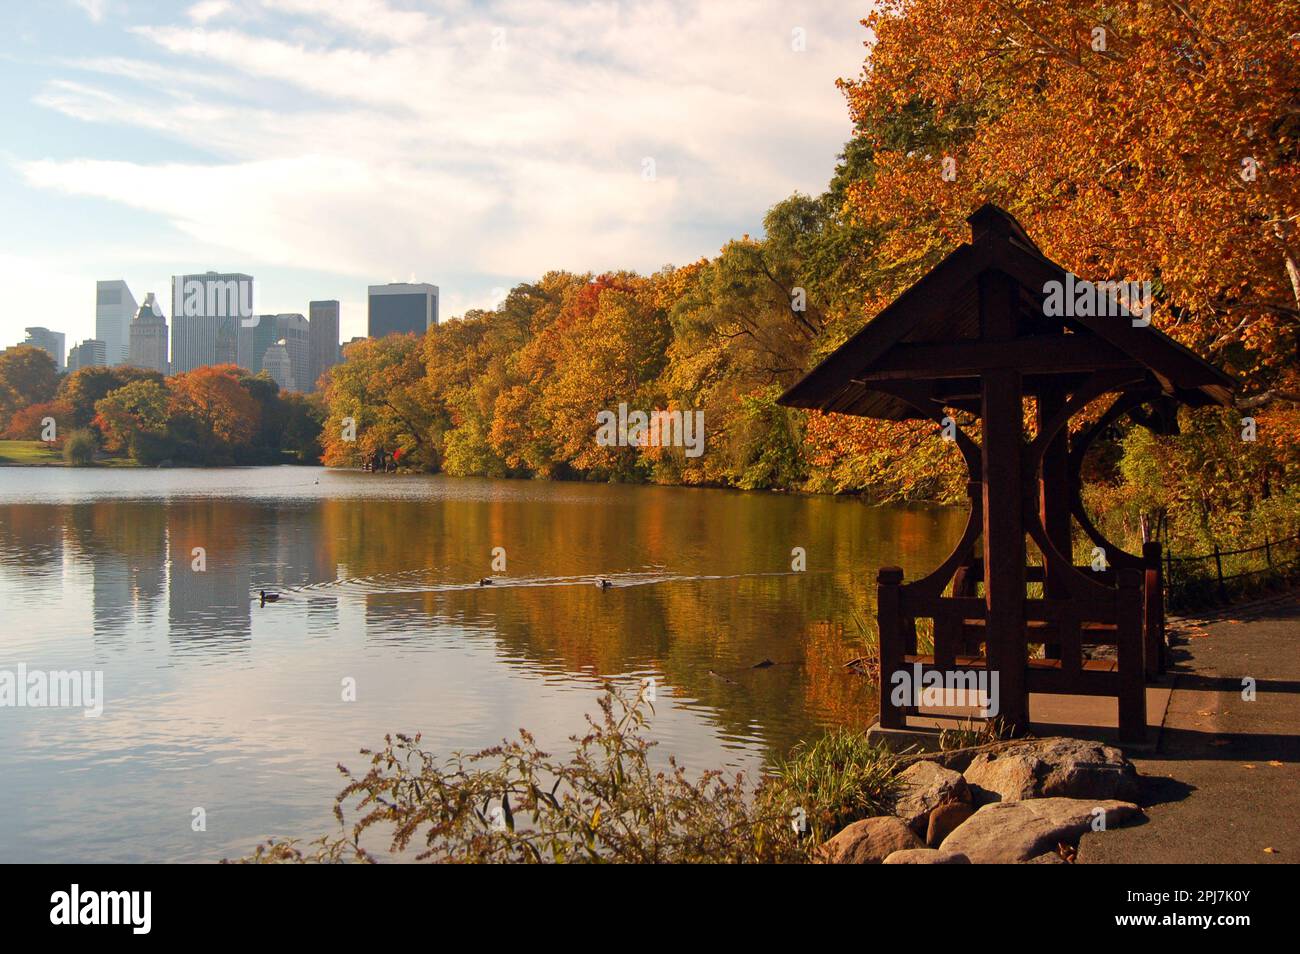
[310,486,965,761]
[0,504,67,578]
[0,485,965,758]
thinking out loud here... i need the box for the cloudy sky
[1,0,870,347]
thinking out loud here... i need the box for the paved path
[1080,590,1300,863]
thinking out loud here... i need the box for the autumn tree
[58,365,165,429]
[321,335,436,468]
[0,345,58,429]
[93,379,172,462]
[166,365,261,464]
[842,0,1299,396]
[3,400,74,442]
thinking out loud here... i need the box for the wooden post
[979,270,1027,733]
[1264,535,1273,568]
[1116,568,1147,745]
[1037,385,1071,662]
[876,566,905,730]
[1142,541,1164,677]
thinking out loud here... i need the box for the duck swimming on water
[259,590,280,606]
[479,578,493,586]
[595,578,612,589]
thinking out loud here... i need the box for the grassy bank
[0,440,62,465]
[0,440,140,467]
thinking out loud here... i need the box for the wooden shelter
[779,205,1237,744]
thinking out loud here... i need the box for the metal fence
[1164,531,1300,601]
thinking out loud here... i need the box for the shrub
[62,428,98,466]
[769,728,900,841]
[231,685,901,864]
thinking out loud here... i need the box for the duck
[259,590,280,606]
[479,578,493,586]
[595,578,612,589]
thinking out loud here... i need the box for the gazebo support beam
[979,271,1028,732]
[1038,384,1073,598]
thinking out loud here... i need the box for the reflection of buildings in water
[306,595,339,634]
[242,506,337,590]
[91,514,167,643]
[91,552,132,642]
[362,593,412,638]
[166,534,251,646]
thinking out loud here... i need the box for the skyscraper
[308,300,341,392]
[367,283,438,338]
[22,327,65,371]
[96,280,137,366]
[261,340,295,392]
[171,272,254,373]
[67,339,107,371]
[275,313,310,392]
[129,293,169,374]
[237,314,278,374]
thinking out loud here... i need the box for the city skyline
[0,1,862,352]
[5,272,413,389]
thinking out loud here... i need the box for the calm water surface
[0,466,963,861]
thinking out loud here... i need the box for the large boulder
[940,797,1142,863]
[883,848,971,864]
[962,738,1141,805]
[819,816,924,864]
[925,801,976,847]
[893,761,971,834]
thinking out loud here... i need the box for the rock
[893,760,971,833]
[962,737,1141,805]
[1024,852,1068,864]
[940,797,1142,863]
[925,801,976,846]
[883,848,971,864]
[819,816,924,864]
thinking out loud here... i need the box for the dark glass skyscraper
[367,283,438,338]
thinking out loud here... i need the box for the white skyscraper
[96,280,138,366]
[171,272,254,373]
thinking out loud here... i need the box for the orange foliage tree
[842,0,1298,393]
[166,365,261,462]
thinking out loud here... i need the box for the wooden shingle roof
[778,204,1236,421]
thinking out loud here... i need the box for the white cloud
[71,0,109,23]
[20,0,867,321]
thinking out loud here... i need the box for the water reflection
[0,468,963,861]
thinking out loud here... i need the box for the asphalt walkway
[1080,590,1299,863]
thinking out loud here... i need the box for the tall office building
[261,340,295,392]
[308,300,341,392]
[22,327,66,371]
[171,272,254,373]
[236,314,278,374]
[236,314,308,390]
[275,313,310,392]
[368,282,438,338]
[68,338,107,372]
[128,293,169,374]
[95,280,138,366]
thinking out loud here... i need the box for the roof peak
[967,203,1040,252]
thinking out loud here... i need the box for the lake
[0,466,964,862]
